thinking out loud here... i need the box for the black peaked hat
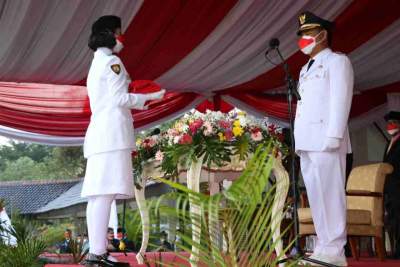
[297,11,334,35]
[384,111,400,122]
[91,15,121,34]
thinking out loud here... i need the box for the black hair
[88,30,116,51]
[107,227,114,233]
[117,227,126,233]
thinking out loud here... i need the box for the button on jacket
[84,48,146,158]
[294,48,354,153]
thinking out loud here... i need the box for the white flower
[173,136,180,144]
[203,121,213,136]
[155,150,164,161]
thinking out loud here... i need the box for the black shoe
[82,253,130,267]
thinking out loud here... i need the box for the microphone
[150,128,161,136]
[265,38,280,56]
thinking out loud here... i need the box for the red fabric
[229,81,400,121]
[229,93,291,120]
[349,81,400,118]
[0,82,200,136]
[222,0,400,94]
[196,97,234,113]
[129,80,161,93]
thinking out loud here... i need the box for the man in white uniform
[294,12,353,266]
[82,16,165,267]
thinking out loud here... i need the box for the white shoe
[301,254,347,267]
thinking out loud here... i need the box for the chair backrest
[346,163,393,193]
[346,163,393,226]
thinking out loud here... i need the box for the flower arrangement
[132,109,287,185]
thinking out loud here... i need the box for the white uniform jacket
[84,48,146,158]
[294,48,353,153]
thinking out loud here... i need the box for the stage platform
[44,252,400,267]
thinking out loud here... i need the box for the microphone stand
[272,47,338,267]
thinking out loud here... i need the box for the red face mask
[116,34,125,44]
[387,122,399,135]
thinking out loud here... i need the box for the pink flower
[179,133,193,145]
[142,137,157,148]
[155,150,164,161]
[203,121,213,136]
[218,120,231,129]
[251,131,263,141]
[167,128,179,136]
[224,130,234,141]
[189,119,203,134]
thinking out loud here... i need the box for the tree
[0,141,85,181]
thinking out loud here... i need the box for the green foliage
[0,215,46,267]
[0,141,85,181]
[150,144,298,267]
[123,208,143,247]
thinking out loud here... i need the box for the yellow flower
[136,138,142,146]
[218,132,226,141]
[233,120,241,127]
[238,111,246,116]
[232,126,244,137]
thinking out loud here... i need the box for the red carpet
[44,252,400,266]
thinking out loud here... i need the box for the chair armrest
[346,190,383,197]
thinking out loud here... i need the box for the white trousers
[86,194,116,255]
[300,151,347,256]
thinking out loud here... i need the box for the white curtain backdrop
[157,0,351,92]
[350,18,400,91]
[0,0,143,84]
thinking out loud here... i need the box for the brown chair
[297,163,393,261]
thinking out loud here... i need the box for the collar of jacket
[95,47,113,57]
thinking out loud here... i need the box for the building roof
[35,180,86,213]
[0,179,80,214]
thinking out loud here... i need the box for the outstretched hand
[147,89,166,100]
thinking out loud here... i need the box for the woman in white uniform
[82,15,165,267]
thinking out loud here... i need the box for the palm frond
[149,144,299,267]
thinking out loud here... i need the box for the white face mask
[113,39,124,54]
[298,31,323,55]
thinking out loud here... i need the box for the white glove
[146,89,166,101]
[322,137,340,151]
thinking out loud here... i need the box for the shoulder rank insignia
[111,64,121,74]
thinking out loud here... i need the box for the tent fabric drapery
[0,0,400,144]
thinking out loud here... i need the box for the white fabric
[82,149,133,198]
[84,48,147,158]
[0,125,84,146]
[300,151,347,257]
[350,18,400,91]
[87,194,116,255]
[108,200,119,239]
[0,209,17,246]
[0,0,143,84]
[157,0,351,92]
[294,49,353,153]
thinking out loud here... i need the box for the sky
[0,136,10,146]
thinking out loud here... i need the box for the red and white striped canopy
[0,0,399,145]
